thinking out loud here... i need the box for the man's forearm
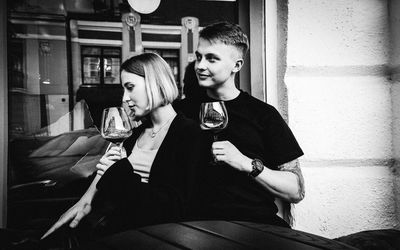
[254,159,305,203]
[277,159,305,202]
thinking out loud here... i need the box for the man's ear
[232,58,244,73]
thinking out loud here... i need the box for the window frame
[80,45,121,86]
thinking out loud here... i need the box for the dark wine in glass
[200,101,228,164]
[101,107,133,150]
[200,101,229,139]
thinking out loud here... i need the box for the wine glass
[199,101,229,141]
[101,107,133,151]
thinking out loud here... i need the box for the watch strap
[248,158,264,178]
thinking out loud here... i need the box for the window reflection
[81,46,121,85]
[8,19,69,138]
[7,19,112,229]
[83,57,101,84]
[104,57,120,84]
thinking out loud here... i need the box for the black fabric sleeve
[96,158,141,199]
[262,107,304,168]
[96,119,204,228]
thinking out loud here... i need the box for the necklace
[150,115,175,138]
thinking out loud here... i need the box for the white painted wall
[294,166,398,238]
[389,0,400,228]
[391,0,400,160]
[284,0,399,238]
[287,0,389,67]
[287,76,392,160]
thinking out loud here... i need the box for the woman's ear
[232,58,244,73]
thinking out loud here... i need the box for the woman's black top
[95,113,206,231]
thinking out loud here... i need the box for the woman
[42,53,205,240]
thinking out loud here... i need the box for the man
[178,22,305,227]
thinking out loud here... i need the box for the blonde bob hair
[120,52,178,110]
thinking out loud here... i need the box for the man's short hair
[199,21,249,58]
[121,53,178,110]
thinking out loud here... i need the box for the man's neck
[206,84,241,101]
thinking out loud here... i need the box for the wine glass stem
[211,133,219,164]
[213,133,219,141]
[116,142,123,152]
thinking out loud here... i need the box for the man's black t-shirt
[175,90,304,225]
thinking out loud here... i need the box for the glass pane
[8,39,24,89]
[9,0,66,15]
[81,47,101,55]
[103,48,121,56]
[83,57,101,84]
[7,17,131,232]
[104,57,120,84]
[7,18,112,230]
[8,20,70,138]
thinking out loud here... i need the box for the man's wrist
[248,158,265,178]
[241,157,253,173]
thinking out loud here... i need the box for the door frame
[239,0,277,104]
[0,0,8,227]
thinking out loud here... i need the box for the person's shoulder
[173,97,201,120]
[172,113,205,145]
[239,91,280,116]
[173,112,201,131]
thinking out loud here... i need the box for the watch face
[250,159,264,177]
[254,159,263,171]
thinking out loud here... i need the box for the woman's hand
[96,146,126,176]
[211,140,251,172]
[41,199,92,239]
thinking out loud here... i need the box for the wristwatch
[248,158,264,178]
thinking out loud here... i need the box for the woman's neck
[149,104,177,128]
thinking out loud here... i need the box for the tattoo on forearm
[278,159,305,200]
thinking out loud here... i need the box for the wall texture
[390,0,400,229]
[295,165,398,238]
[284,0,400,238]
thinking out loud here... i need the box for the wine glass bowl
[200,101,228,164]
[199,101,228,139]
[101,107,133,149]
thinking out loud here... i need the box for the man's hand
[41,200,92,239]
[211,140,251,172]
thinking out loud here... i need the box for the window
[81,46,121,85]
